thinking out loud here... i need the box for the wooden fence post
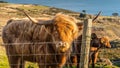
[79,19,92,68]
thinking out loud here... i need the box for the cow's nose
[57,41,67,47]
[58,42,63,46]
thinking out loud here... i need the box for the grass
[0,46,38,68]
[0,2,120,68]
[18,4,49,10]
[15,5,48,17]
[0,3,9,7]
[25,62,38,68]
[0,45,120,68]
[0,3,50,19]
[89,65,119,68]
[0,46,9,68]
[0,3,49,68]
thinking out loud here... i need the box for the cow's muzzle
[56,41,70,53]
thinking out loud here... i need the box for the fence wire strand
[0,26,120,68]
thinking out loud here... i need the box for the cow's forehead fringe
[52,13,79,41]
[101,36,109,41]
[53,13,78,30]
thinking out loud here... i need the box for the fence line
[0,20,120,68]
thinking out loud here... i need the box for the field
[0,2,120,68]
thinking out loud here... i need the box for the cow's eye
[55,31,58,34]
[54,31,59,37]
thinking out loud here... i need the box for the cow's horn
[92,11,101,22]
[22,10,53,25]
[22,10,38,23]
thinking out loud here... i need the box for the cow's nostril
[58,42,63,46]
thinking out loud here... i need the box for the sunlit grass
[18,4,49,11]
[0,46,9,68]
[0,3,9,7]
[25,62,38,68]
[0,2,120,68]
[0,46,119,68]
[0,46,38,68]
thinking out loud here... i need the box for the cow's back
[2,19,46,42]
[2,19,48,54]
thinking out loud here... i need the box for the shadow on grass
[112,59,120,67]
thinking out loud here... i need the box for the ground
[0,2,120,68]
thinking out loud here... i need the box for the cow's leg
[38,63,50,68]
[65,55,72,68]
[91,53,95,68]
[5,45,21,68]
[89,55,92,65]
[7,55,21,68]
[38,60,48,68]
[58,55,67,68]
[19,59,25,68]
[64,57,70,68]
[76,55,80,68]
[46,65,58,68]
[38,65,46,68]
[94,52,98,64]
[90,52,99,68]
[70,55,77,67]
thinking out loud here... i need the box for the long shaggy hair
[2,13,79,68]
[69,33,111,68]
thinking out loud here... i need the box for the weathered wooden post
[79,19,92,68]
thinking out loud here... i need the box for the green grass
[92,65,119,68]
[0,46,39,68]
[0,2,120,68]
[25,62,38,68]
[0,45,119,68]
[0,46,9,68]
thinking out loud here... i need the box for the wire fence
[0,21,120,68]
[0,40,120,68]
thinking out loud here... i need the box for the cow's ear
[91,33,98,39]
[100,37,105,43]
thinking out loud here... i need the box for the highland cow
[2,13,79,68]
[70,33,111,68]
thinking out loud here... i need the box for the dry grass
[0,3,120,68]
